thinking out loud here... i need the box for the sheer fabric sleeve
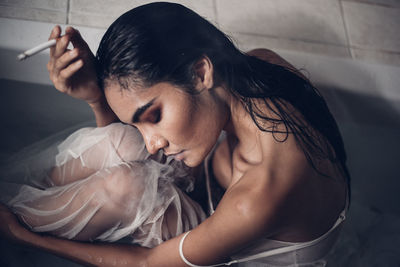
[2,123,206,247]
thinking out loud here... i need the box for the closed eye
[146,108,161,124]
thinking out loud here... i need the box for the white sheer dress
[0,123,206,248]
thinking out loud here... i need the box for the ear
[193,56,214,91]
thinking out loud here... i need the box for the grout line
[0,3,62,11]
[348,45,400,55]
[341,0,400,9]
[339,0,354,59]
[0,7,66,25]
[66,0,70,25]
[0,5,65,14]
[234,31,350,49]
[212,0,219,26]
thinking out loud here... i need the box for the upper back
[212,49,348,241]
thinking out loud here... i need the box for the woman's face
[104,81,230,167]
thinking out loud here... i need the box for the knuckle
[58,70,65,79]
[59,70,68,79]
[57,56,66,66]
[72,49,79,57]
[63,35,71,44]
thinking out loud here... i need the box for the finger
[66,26,90,51]
[54,48,79,73]
[49,25,61,57]
[59,59,84,82]
[48,25,61,40]
[47,47,72,75]
[53,34,71,58]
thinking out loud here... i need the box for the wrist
[10,222,40,246]
[87,95,107,109]
[87,95,119,127]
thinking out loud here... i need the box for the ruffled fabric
[0,123,206,248]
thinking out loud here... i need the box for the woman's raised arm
[47,26,118,127]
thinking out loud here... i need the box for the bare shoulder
[232,129,346,241]
[247,48,308,80]
[212,145,308,243]
[247,48,290,66]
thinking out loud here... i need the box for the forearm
[21,230,149,267]
[88,96,119,127]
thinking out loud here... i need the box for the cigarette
[17,39,57,61]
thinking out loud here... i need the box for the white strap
[233,209,346,263]
[204,153,215,215]
[204,131,227,216]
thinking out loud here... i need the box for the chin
[183,158,197,167]
[183,152,206,167]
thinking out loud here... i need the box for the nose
[142,132,168,155]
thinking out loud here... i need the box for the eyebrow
[131,98,156,123]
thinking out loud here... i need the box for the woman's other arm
[0,158,288,267]
[47,26,118,127]
[0,204,149,266]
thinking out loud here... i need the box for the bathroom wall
[0,2,400,266]
[0,0,399,66]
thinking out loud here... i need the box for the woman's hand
[47,25,103,104]
[0,204,30,245]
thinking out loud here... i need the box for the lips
[165,150,185,160]
[165,149,183,156]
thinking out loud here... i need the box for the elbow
[234,198,255,220]
[233,197,267,223]
[232,195,276,229]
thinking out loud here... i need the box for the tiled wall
[1,0,399,66]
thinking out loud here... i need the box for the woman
[0,2,350,266]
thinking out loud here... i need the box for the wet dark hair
[96,2,350,199]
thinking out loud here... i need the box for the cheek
[159,92,196,143]
[186,103,221,149]
[162,92,223,154]
[164,102,196,144]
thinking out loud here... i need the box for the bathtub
[1,18,400,267]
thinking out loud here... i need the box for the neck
[224,95,261,147]
[223,93,242,133]
[210,85,235,135]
